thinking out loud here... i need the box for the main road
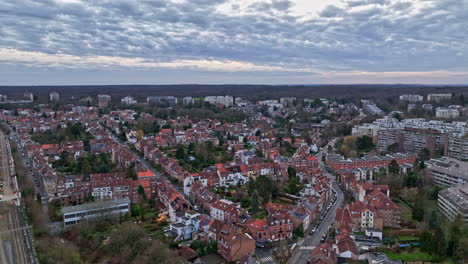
[287,150,344,264]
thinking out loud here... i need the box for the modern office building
[62,198,130,227]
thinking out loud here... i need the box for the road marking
[299,246,315,250]
[260,256,274,263]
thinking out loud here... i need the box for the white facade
[399,94,423,102]
[62,198,130,227]
[205,95,234,107]
[49,92,60,102]
[436,107,460,119]
[121,96,137,105]
[428,93,452,102]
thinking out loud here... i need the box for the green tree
[255,175,273,204]
[405,172,419,187]
[138,185,147,201]
[418,147,431,161]
[412,199,425,222]
[287,167,296,178]
[250,190,260,213]
[429,210,438,229]
[356,135,375,153]
[388,159,400,174]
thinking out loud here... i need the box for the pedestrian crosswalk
[297,240,304,246]
[260,256,274,263]
[299,246,315,250]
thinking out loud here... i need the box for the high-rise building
[49,92,60,102]
[97,94,111,108]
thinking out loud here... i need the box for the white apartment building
[427,93,452,102]
[62,198,130,227]
[121,96,137,105]
[436,107,460,119]
[205,95,234,107]
[438,184,468,224]
[426,157,468,187]
[399,94,423,102]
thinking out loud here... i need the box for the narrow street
[287,150,344,264]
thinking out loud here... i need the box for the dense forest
[1,84,467,103]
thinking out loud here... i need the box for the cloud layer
[0,0,467,84]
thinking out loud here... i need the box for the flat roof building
[62,198,130,227]
[426,157,468,187]
[438,184,468,224]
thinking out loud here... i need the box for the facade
[147,96,178,106]
[352,124,379,140]
[98,94,111,108]
[216,225,255,262]
[169,211,203,240]
[24,92,34,101]
[377,127,448,156]
[247,213,293,245]
[436,107,460,119]
[62,198,130,227]
[121,96,137,105]
[399,94,423,103]
[204,96,234,107]
[326,153,416,172]
[426,157,468,187]
[182,97,195,104]
[448,134,468,161]
[427,93,452,102]
[437,184,468,224]
[49,92,60,102]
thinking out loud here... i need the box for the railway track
[0,131,32,264]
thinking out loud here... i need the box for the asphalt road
[287,151,344,264]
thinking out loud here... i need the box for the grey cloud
[0,0,467,75]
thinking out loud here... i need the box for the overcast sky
[1,0,467,85]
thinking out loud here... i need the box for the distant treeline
[1,84,467,101]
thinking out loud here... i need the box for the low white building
[62,198,130,227]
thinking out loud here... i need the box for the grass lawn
[397,236,419,241]
[386,250,433,262]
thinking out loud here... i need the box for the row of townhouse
[335,181,400,231]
